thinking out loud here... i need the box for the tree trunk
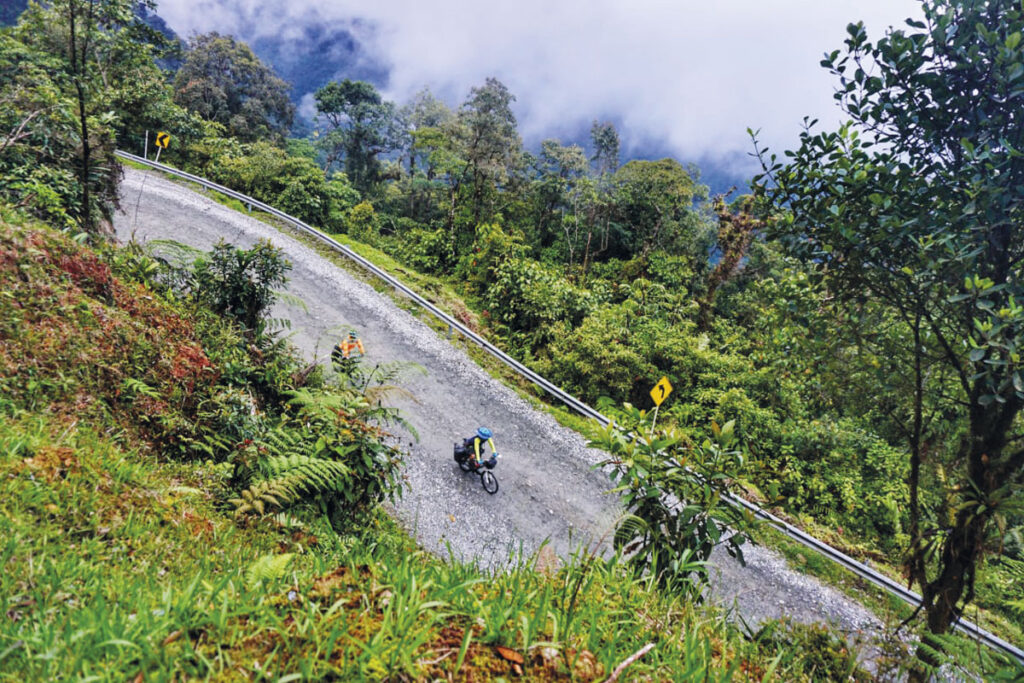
[914,399,1018,672]
[75,81,92,233]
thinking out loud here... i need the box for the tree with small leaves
[753,0,1024,663]
[173,32,294,143]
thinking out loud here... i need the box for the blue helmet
[477,426,492,440]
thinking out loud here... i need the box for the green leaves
[173,33,295,143]
[754,0,1024,639]
[592,409,756,595]
[192,239,291,339]
[245,553,294,588]
[314,79,400,193]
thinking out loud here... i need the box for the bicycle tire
[481,471,498,494]
[459,459,473,472]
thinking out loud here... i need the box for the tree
[589,120,620,177]
[753,0,1024,655]
[611,159,708,262]
[697,196,760,332]
[314,79,399,193]
[0,33,80,226]
[531,139,589,256]
[457,77,523,231]
[11,0,148,234]
[399,87,453,176]
[579,120,621,272]
[173,32,294,143]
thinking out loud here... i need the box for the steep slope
[115,166,882,636]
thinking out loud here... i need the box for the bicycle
[453,443,499,494]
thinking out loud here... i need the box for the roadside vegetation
[2,0,1023,677]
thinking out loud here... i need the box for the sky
[153,0,924,189]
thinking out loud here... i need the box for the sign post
[648,376,673,436]
[133,131,169,231]
[153,131,170,163]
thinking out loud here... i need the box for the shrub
[484,257,593,335]
[346,201,379,243]
[231,390,404,527]
[192,239,291,338]
[591,405,757,594]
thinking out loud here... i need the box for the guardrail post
[447,324,453,338]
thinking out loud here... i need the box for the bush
[192,239,291,339]
[384,224,451,274]
[230,389,405,526]
[591,406,756,593]
[484,257,593,335]
[346,201,379,243]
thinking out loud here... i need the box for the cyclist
[332,329,365,377]
[332,329,365,362]
[458,427,499,469]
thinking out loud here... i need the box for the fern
[286,388,368,416]
[914,631,1024,680]
[121,377,161,400]
[228,363,410,521]
[275,291,308,313]
[322,361,426,441]
[144,239,205,268]
[231,455,349,516]
[245,553,294,588]
[999,556,1024,618]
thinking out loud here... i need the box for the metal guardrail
[115,149,1024,667]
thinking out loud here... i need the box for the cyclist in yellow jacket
[461,426,498,469]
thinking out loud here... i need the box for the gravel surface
[114,166,884,638]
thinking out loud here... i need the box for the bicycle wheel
[459,458,473,472]
[481,471,499,494]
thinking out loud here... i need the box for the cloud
[154,0,923,175]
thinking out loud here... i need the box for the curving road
[114,167,882,639]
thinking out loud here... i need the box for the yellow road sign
[650,376,673,407]
[154,131,170,148]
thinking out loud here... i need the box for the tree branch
[601,643,655,683]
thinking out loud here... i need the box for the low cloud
[155,0,923,175]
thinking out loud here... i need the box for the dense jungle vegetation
[1,0,1023,677]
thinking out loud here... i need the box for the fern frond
[364,384,418,405]
[916,630,1022,678]
[363,361,428,386]
[121,377,161,399]
[245,553,294,587]
[364,407,420,441]
[144,239,206,267]
[261,427,307,461]
[275,291,308,313]
[233,456,349,516]
[286,389,370,420]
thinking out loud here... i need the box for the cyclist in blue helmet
[458,426,499,469]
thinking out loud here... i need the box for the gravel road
[114,166,883,639]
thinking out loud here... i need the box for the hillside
[0,211,888,680]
